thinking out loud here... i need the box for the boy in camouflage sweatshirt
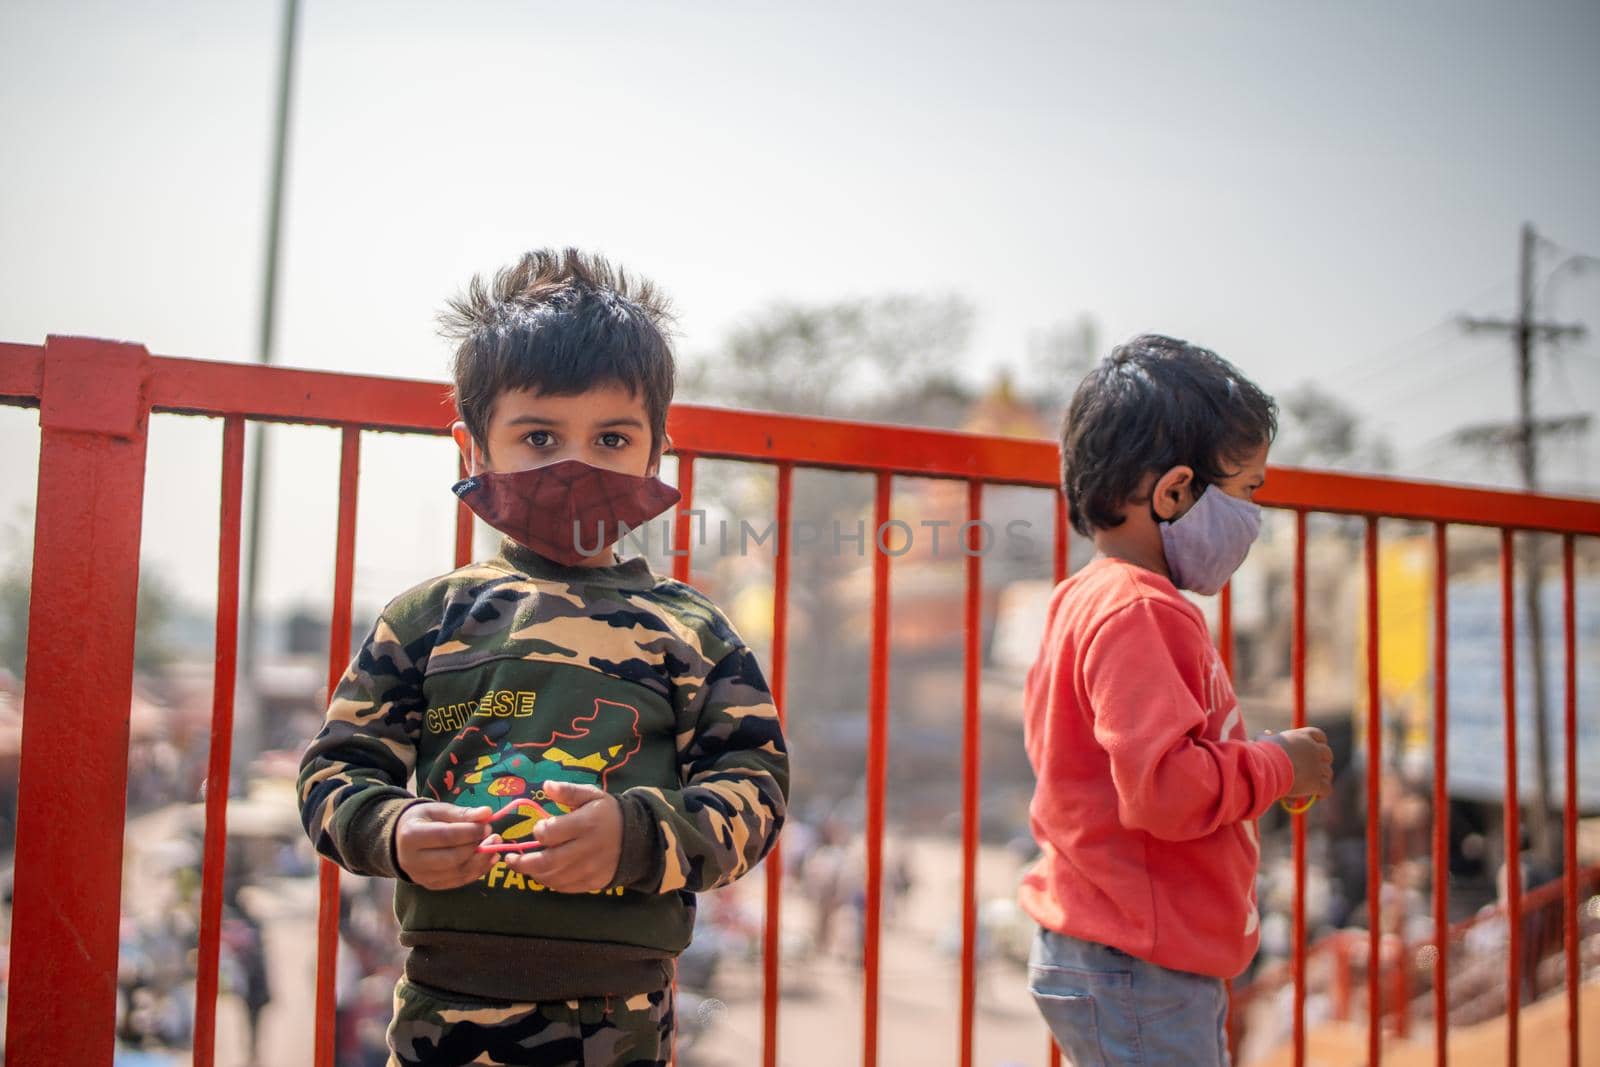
[297,249,790,1067]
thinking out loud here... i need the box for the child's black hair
[442,248,676,459]
[1060,333,1277,536]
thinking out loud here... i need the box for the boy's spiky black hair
[1060,334,1277,536]
[443,248,676,459]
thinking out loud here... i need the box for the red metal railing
[2,336,1598,1066]
[1234,865,1600,1039]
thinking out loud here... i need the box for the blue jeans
[1028,928,1231,1066]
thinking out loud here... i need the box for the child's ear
[1151,465,1195,521]
[450,421,479,475]
[647,433,674,478]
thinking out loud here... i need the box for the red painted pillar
[6,336,152,1064]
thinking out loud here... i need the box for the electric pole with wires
[1457,222,1587,869]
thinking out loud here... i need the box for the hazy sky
[3,0,1597,610]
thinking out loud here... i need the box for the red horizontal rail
[3,343,1599,532]
[1260,465,1600,534]
[1445,863,1600,945]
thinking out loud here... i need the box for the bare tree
[681,294,975,422]
[1276,382,1394,472]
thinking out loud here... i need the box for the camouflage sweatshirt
[297,539,789,1002]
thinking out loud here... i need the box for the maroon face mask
[452,458,681,566]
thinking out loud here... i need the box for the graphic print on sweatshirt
[422,693,644,848]
[1203,643,1262,938]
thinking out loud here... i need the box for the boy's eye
[598,432,629,449]
[525,430,555,448]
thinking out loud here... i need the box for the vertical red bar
[761,463,794,1067]
[863,472,892,1067]
[1219,579,1235,675]
[7,337,150,1065]
[959,481,984,1067]
[1219,579,1238,1060]
[1049,489,1065,1067]
[315,426,362,1067]
[1561,534,1578,1067]
[1398,912,1413,1037]
[194,415,247,1067]
[672,453,696,584]
[455,452,473,567]
[1366,516,1383,1067]
[1432,522,1450,1067]
[1291,511,1308,1067]
[668,453,695,1067]
[1501,528,1522,1067]
[1052,489,1068,583]
[1334,933,1353,1022]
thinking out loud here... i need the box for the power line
[1319,274,1518,389]
[1359,341,1505,416]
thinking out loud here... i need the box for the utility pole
[1459,222,1587,869]
[237,0,303,783]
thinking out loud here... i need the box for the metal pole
[238,0,302,778]
[1513,224,1556,868]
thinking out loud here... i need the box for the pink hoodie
[1018,557,1294,979]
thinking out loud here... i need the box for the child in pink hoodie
[1020,334,1334,1066]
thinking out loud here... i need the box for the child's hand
[502,781,623,893]
[394,803,497,890]
[1260,727,1334,801]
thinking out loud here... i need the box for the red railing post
[6,337,152,1064]
[672,453,696,584]
[666,452,695,1067]
[1501,529,1522,1067]
[455,452,473,567]
[1292,511,1309,1067]
[1365,516,1383,1065]
[314,427,362,1067]
[1396,931,1412,1039]
[1561,534,1578,1067]
[1334,932,1353,1022]
[958,481,984,1067]
[760,463,794,1067]
[862,473,893,1067]
[1219,579,1241,1062]
[194,415,247,1067]
[1432,522,1450,1067]
[1048,489,1067,1067]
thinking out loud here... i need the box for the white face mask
[1157,485,1262,595]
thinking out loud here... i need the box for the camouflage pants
[387,977,673,1067]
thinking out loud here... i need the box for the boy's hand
[502,781,623,893]
[1260,727,1334,801]
[394,803,497,890]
